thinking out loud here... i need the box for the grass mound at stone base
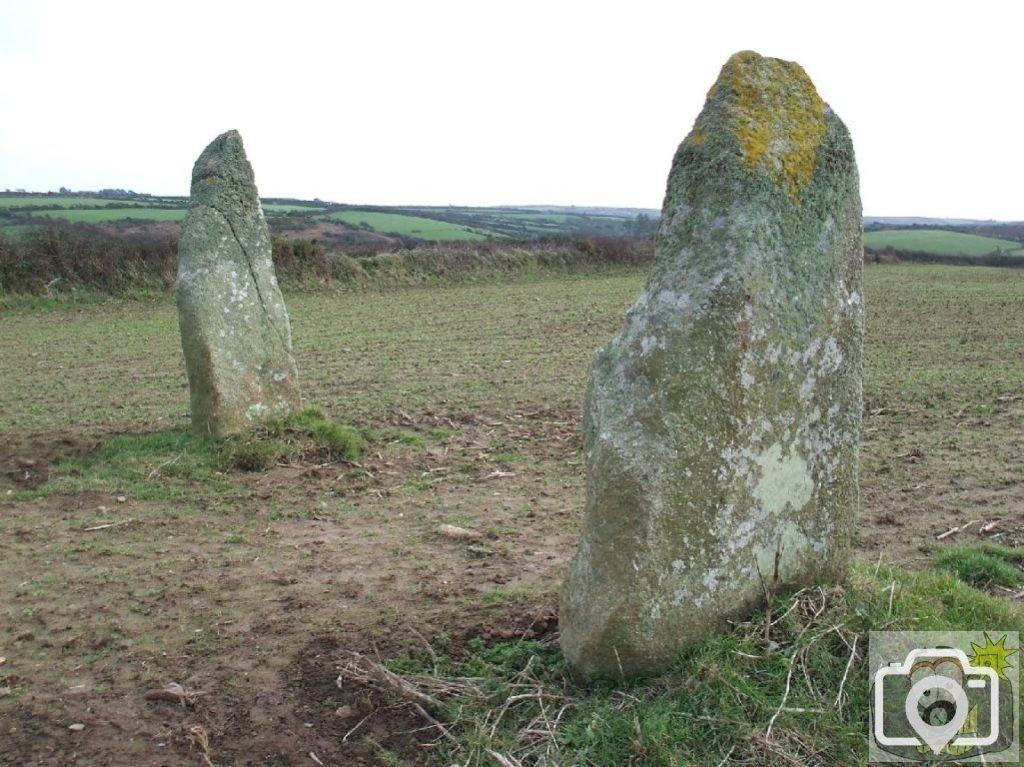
[354,564,1023,766]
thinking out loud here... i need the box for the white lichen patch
[641,335,663,354]
[752,442,813,516]
[819,336,843,373]
[246,402,270,419]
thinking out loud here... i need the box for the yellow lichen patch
[722,51,826,201]
[688,131,707,146]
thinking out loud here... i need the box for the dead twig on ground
[144,682,206,707]
[486,749,523,767]
[186,725,215,767]
[407,625,439,674]
[437,523,483,541]
[335,651,479,712]
[83,518,134,532]
[411,701,458,744]
[764,590,830,740]
[715,744,737,767]
[834,634,859,712]
[995,586,1024,599]
[337,652,483,743]
[756,539,785,644]
[338,655,441,709]
[482,470,516,480]
[342,709,379,742]
[147,452,182,480]
[936,519,980,540]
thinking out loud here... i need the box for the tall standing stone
[176,130,300,436]
[560,51,863,679]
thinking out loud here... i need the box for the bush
[0,221,177,295]
[0,223,657,298]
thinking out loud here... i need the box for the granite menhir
[560,51,864,679]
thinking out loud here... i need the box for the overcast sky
[1,0,1021,219]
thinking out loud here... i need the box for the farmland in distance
[864,228,1023,257]
[0,193,656,242]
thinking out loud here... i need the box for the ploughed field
[1,263,1022,765]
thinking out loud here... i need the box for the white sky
[1,0,1021,219]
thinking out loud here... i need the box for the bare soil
[1,265,1021,765]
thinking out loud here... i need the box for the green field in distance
[35,208,188,223]
[262,203,326,212]
[864,229,1021,256]
[320,210,488,240]
[0,196,174,209]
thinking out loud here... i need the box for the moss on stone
[176,131,300,438]
[560,51,863,679]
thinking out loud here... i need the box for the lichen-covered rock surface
[176,130,299,436]
[560,51,864,679]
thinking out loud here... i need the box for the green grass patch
[57,429,228,499]
[864,229,1021,257]
[220,407,365,470]
[936,543,1024,589]
[395,432,427,448]
[221,435,296,471]
[368,564,1023,766]
[0,290,110,312]
[0,196,320,214]
[51,408,364,493]
[482,211,573,223]
[0,196,174,209]
[320,210,488,241]
[260,406,366,462]
[33,208,187,223]
[262,204,327,213]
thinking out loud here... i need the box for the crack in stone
[215,206,290,352]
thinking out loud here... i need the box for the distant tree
[631,213,658,238]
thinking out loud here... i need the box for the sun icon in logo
[968,633,1017,681]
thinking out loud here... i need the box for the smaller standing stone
[176,130,299,436]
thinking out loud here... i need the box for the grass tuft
[221,436,295,471]
[265,406,366,462]
[935,543,1024,589]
